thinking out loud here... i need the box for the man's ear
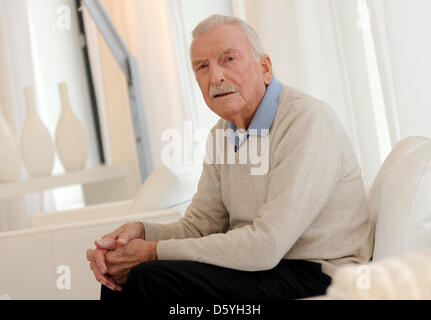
[260,54,273,85]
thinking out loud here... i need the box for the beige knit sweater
[142,85,373,277]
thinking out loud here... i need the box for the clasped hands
[86,222,158,291]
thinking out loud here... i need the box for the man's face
[191,24,272,125]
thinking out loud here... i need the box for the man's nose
[209,65,225,85]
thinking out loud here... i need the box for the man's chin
[215,106,244,120]
[211,100,243,115]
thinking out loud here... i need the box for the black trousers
[100,259,331,302]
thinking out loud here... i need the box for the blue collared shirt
[228,77,283,150]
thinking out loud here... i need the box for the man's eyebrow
[221,47,233,55]
[192,48,238,67]
[192,58,208,68]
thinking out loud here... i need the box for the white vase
[55,82,89,172]
[20,86,55,178]
[0,102,21,182]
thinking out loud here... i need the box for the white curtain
[369,0,431,142]
[236,0,431,187]
[235,0,392,188]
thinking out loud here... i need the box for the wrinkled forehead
[190,24,253,61]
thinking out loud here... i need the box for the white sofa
[0,164,202,300]
[325,136,431,299]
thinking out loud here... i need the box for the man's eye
[197,64,208,71]
[225,56,235,62]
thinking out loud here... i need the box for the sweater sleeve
[155,103,343,271]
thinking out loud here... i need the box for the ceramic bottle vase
[55,82,89,171]
[0,101,21,182]
[20,86,55,177]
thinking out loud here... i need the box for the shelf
[0,164,137,200]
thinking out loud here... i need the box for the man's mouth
[213,91,236,98]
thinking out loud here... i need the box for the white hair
[191,14,264,62]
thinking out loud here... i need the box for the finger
[90,262,122,291]
[102,272,123,291]
[113,276,126,285]
[86,249,96,262]
[95,249,108,274]
[102,229,122,240]
[104,273,123,291]
[104,275,123,291]
[94,228,123,249]
[112,272,128,285]
[90,262,113,287]
[116,232,130,246]
[95,238,117,250]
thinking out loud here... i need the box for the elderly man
[87,15,373,301]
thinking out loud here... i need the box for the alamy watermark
[356,265,371,290]
[56,5,71,30]
[56,265,71,290]
[161,121,270,175]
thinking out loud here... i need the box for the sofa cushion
[126,164,202,214]
[370,136,431,260]
[326,248,431,299]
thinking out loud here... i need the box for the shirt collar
[228,77,283,146]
